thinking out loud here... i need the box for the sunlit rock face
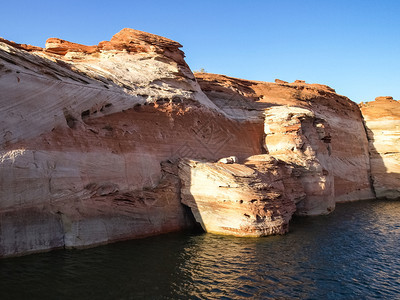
[195,73,374,212]
[0,28,385,257]
[264,106,334,215]
[0,30,265,257]
[360,97,400,199]
[0,28,218,147]
[178,155,305,236]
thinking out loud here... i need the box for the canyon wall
[0,28,396,257]
[0,29,263,257]
[360,97,400,199]
[195,74,374,215]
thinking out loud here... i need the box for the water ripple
[0,200,400,299]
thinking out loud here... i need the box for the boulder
[178,156,305,236]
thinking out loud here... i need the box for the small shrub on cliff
[193,68,207,73]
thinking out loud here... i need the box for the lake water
[1,200,399,299]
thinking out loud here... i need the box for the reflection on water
[1,200,400,299]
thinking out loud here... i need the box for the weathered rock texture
[0,29,263,257]
[360,97,400,199]
[264,106,334,215]
[178,155,305,236]
[0,28,395,257]
[196,73,374,214]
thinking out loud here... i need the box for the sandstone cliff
[0,29,263,257]
[360,97,400,199]
[0,28,395,257]
[195,73,374,214]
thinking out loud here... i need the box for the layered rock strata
[196,73,375,212]
[178,155,305,236]
[0,29,264,257]
[263,106,334,215]
[360,97,400,199]
[0,28,394,257]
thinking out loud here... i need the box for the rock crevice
[360,97,400,199]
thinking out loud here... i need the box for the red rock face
[0,37,43,52]
[0,31,264,256]
[44,28,186,65]
[44,38,98,55]
[0,27,390,257]
[360,97,400,199]
[195,73,374,211]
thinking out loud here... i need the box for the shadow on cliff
[181,200,205,234]
[363,122,399,200]
[178,165,206,234]
[161,160,205,234]
[364,126,379,199]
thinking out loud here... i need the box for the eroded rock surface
[178,156,305,236]
[360,97,400,199]
[264,106,334,215]
[1,28,394,257]
[0,30,264,257]
[195,73,374,209]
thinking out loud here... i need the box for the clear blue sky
[2,0,399,103]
